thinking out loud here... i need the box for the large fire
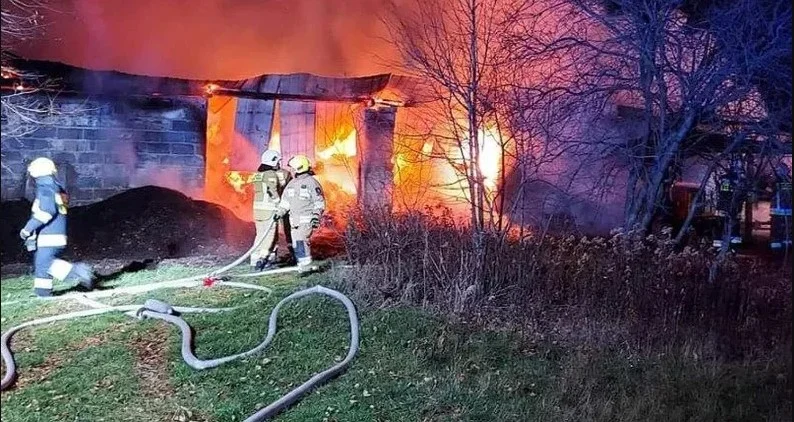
[478,126,503,191]
[205,95,259,222]
[315,125,358,196]
[203,95,506,227]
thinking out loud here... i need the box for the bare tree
[1,0,58,143]
[383,0,532,235]
[508,0,791,233]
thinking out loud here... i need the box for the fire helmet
[261,149,281,166]
[27,157,57,178]
[287,155,311,174]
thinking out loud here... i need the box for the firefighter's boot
[70,263,96,290]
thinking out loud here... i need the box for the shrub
[340,206,792,358]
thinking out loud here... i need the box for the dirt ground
[1,186,345,275]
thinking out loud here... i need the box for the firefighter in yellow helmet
[249,149,293,270]
[19,157,95,297]
[274,155,325,269]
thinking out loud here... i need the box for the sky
[17,0,407,79]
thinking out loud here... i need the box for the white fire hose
[0,218,292,307]
[0,218,361,421]
[138,285,360,422]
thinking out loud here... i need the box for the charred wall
[1,94,207,205]
[358,106,396,210]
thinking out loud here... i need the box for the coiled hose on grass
[1,220,361,420]
[1,285,360,421]
[137,285,360,422]
[0,304,235,391]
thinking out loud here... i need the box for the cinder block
[170,143,195,155]
[57,128,84,139]
[162,132,187,143]
[82,129,106,140]
[172,120,199,132]
[136,142,170,154]
[0,151,23,163]
[77,153,105,164]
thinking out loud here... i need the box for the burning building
[2,58,789,241]
[0,58,432,223]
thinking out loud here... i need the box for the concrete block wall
[1,95,207,205]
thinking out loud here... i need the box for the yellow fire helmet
[287,155,311,174]
[27,157,57,178]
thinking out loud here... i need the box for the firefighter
[713,159,745,249]
[19,157,95,297]
[770,162,792,250]
[274,155,325,270]
[250,149,293,270]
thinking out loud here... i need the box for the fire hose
[1,218,291,307]
[1,302,236,391]
[0,218,361,421]
[137,285,360,422]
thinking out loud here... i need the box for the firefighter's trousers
[290,223,315,267]
[251,213,294,265]
[252,212,278,266]
[33,246,73,297]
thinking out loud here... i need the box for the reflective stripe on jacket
[278,173,325,222]
[23,176,68,247]
[251,169,291,220]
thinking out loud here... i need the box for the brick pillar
[357,105,396,211]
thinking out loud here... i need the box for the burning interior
[1,58,512,228]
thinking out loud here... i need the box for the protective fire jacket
[23,176,68,247]
[715,172,744,216]
[251,168,291,220]
[278,172,326,225]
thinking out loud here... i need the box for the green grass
[1,264,790,421]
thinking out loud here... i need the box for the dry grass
[339,206,792,360]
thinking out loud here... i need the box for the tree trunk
[626,111,697,233]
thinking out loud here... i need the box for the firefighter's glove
[310,217,321,229]
[273,212,283,221]
[19,229,32,240]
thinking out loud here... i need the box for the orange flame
[225,171,255,193]
[205,83,219,95]
[314,106,359,198]
[204,95,256,222]
[478,126,503,191]
[317,129,357,160]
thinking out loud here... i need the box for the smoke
[16,0,411,78]
[128,163,202,198]
[115,141,203,199]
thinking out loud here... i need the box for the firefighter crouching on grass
[249,149,294,270]
[19,157,95,297]
[274,155,325,270]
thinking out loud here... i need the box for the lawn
[1,262,789,421]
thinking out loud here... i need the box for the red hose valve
[203,277,218,287]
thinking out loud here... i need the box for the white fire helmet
[27,157,57,178]
[261,150,281,166]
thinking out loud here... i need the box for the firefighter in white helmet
[274,155,325,270]
[19,157,95,297]
[249,149,293,270]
